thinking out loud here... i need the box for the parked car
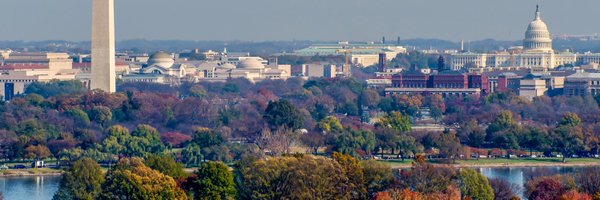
[0,165,8,170]
[12,164,27,169]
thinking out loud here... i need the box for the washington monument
[91,0,116,93]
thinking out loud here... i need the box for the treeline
[53,154,600,200]
[2,78,600,164]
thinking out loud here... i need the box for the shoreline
[0,172,62,177]
[383,160,600,169]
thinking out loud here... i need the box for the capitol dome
[148,51,175,68]
[523,5,553,52]
[238,58,264,69]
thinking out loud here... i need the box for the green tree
[25,80,87,98]
[318,116,343,133]
[182,143,203,167]
[89,106,112,127]
[101,125,130,161]
[99,158,188,200]
[183,161,236,200]
[53,158,105,200]
[130,124,165,156]
[395,134,420,162]
[486,110,517,135]
[263,100,304,130]
[559,112,582,127]
[459,169,494,200]
[376,111,411,132]
[552,113,586,162]
[192,128,224,148]
[145,154,187,179]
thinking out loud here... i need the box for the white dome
[523,6,552,52]
[238,58,264,69]
[148,51,175,68]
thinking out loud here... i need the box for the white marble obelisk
[91,0,116,93]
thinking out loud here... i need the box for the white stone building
[450,6,586,71]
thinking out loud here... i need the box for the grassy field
[379,158,600,168]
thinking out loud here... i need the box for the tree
[182,143,203,167]
[263,100,304,130]
[192,128,224,148]
[486,110,517,135]
[489,178,518,200]
[257,127,298,156]
[334,129,376,157]
[145,154,187,178]
[559,112,582,127]
[332,152,367,199]
[130,124,165,156]
[376,111,411,133]
[459,169,494,200]
[25,145,52,161]
[318,116,343,133]
[89,106,112,127]
[183,161,236,200]
[236,155,346,200]
[395,134,420,162]
[99,158,188,200]
[362,160,394,197]
[552,126,585,162]
[520,127,550,156]
[53,158,104,200]
[527,177,566,200]
[399,157,457,194]
[25,80,87,98]
[560,190,593,200]
[574,167,600,197]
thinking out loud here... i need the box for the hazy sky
[1,0,598,42]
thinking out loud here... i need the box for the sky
[1,0,598,42]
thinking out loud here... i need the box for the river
[0,167,587,200]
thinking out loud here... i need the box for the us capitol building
[450,6,600,71]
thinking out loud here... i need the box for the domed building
[523,6,553,53]
[121,51,197,84]
[197,57,291,82]
[449,5,578,71]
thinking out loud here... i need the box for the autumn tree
[145,154,187,179]
[236,155,346,200]
[376,111,411,133]
[25,145,52,162]
[362,160,394,197]
[53,158,104,200]
[332,152,368,199]
[526,176,566,200]
[459,168,494,200]
[489,178,519,200]
[99,158,187,200]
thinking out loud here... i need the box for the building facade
[449,6,592,71]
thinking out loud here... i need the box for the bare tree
[257,127,298,156]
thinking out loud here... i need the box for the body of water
[0,176,61,200]
[479,166,581,199]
